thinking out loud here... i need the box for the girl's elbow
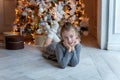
[70,63,78,67]
[59,65,66,69]
[59,63,67,69]
[70,61,79,67]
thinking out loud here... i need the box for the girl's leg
[42,42,57,61]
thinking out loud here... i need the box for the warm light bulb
[15,9,19,14]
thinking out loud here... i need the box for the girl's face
[62,29,77,45]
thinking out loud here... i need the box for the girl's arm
[55,43,73,69]
[69,44,82,67]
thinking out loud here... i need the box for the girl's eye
[65,37,68,39]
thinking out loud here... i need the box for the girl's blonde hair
[60,22,79,40]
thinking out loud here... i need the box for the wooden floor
[0,43,120,80]
[0,34,120,80]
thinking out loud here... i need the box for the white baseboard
[107,43,120,51]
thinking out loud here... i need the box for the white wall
[98,0,120,50]
[97,0,109,49]
[114,0,120,33]
[107,0,120,50]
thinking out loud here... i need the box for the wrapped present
[34,34,46,47]
[5,35,24,50]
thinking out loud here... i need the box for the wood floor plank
[90,51,119,80]
[0,45,120,80]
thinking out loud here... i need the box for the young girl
[42,22,82,69]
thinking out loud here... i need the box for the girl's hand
[74,38,80,45]
[63,40,72,52]
[70,41,76,51]
[71,38,80,51]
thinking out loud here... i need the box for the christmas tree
[13,0,89,43]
